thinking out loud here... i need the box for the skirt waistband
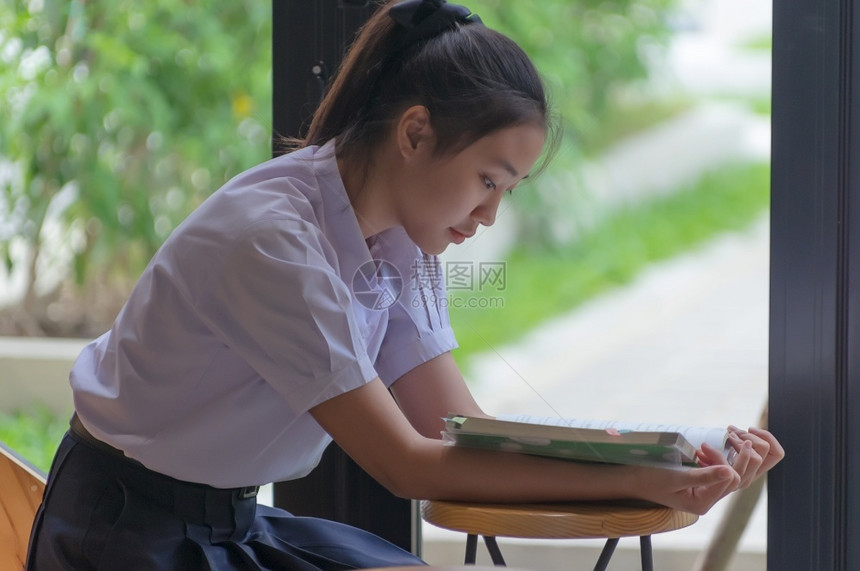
[70,412,146,466]
[68,413,260,503]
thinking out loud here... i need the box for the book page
[496,414,728,452]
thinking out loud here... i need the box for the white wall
[0,337,86,414]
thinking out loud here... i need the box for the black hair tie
[389,0,482,48]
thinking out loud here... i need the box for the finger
[684,466,739,513]
[698,442,730,466]
[748,427,786,472]
[698,441,742,479]
[658,465,739,515]
[734,427,770,456]
[730,439,762,489]
[695,453,715,468]
[727,434,749,467]
[688,465,738,494]
[729,427,770,469]
[732,426,783,477]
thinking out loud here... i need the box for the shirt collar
[311,141,375,283]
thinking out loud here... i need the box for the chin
[420,243,448,256]
[403,229,448,256]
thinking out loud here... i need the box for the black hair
[290,0,558,178]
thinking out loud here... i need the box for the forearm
[314,379,739,515]
[389,437,642,504]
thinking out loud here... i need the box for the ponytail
[303,5,403,148]
[290,0,555,175]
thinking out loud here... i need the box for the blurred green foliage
[740,34,772,52]
[471,0,680,155]
[0,0,271,332]
[0,405,66,472]
[0,0,680,335]
[470,0,682,248]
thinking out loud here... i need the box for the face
[395,122,546,255]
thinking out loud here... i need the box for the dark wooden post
[270,0,421,555]
[769,0,860,567]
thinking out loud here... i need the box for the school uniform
[27,141,456,570]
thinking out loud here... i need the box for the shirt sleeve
[194,218,379,414]
[372,231,459,385]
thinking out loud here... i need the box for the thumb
[674,466,739,515]
[682,465,737,490]
[698,442,729,465]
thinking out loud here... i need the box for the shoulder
[172,146,334,246]
[222,145,321,196]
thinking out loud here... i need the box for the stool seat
[421,499,698,570]
[421,499,698,539]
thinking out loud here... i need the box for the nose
[472,189,503,227]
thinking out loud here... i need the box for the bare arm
[310,376,742,515]
[388,352,488,439]
[390,352,783,495]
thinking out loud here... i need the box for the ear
[396,105,434,159]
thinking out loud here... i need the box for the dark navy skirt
[26,431,425,570]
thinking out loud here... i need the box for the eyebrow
[493,158,530,179]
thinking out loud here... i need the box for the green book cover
[443,415,700,467]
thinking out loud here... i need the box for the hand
[634,457,739,516]
[697,426,785,490]
[731,426,784,472]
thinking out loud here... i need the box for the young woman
[27,0,784,569]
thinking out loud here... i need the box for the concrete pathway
[422,218,770,570]
[467,217,769,429]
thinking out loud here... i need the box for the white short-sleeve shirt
[70,142,458,488]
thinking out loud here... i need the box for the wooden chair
[421,499,698,571]
[0,442,46,571]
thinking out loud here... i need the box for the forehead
[457,123,546,176]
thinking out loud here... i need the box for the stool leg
[483,536,507,566]
[593,538,619,571]
[640,535,654,571]
[465,534,478,564]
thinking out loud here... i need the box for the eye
[481,175,497,190]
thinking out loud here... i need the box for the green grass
[449,161,770,366]
[0,406,67,473]
[740,35,772,52]
[710,94,771,117]
[581,97,694,157]
[749,97,772,117]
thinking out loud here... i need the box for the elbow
[373,465,437,501]
[367,443,444,501]
[382,478,419,500]
[384,477,446,501]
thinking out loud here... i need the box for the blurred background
[0,0,769,345]
[1,0,771,567]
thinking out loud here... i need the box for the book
[442,413,732,469]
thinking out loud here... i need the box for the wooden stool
[421,500,698,571]
[0,441,47,571]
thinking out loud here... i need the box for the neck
[337,150,399,239]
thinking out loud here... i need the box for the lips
[449,228,475,244]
